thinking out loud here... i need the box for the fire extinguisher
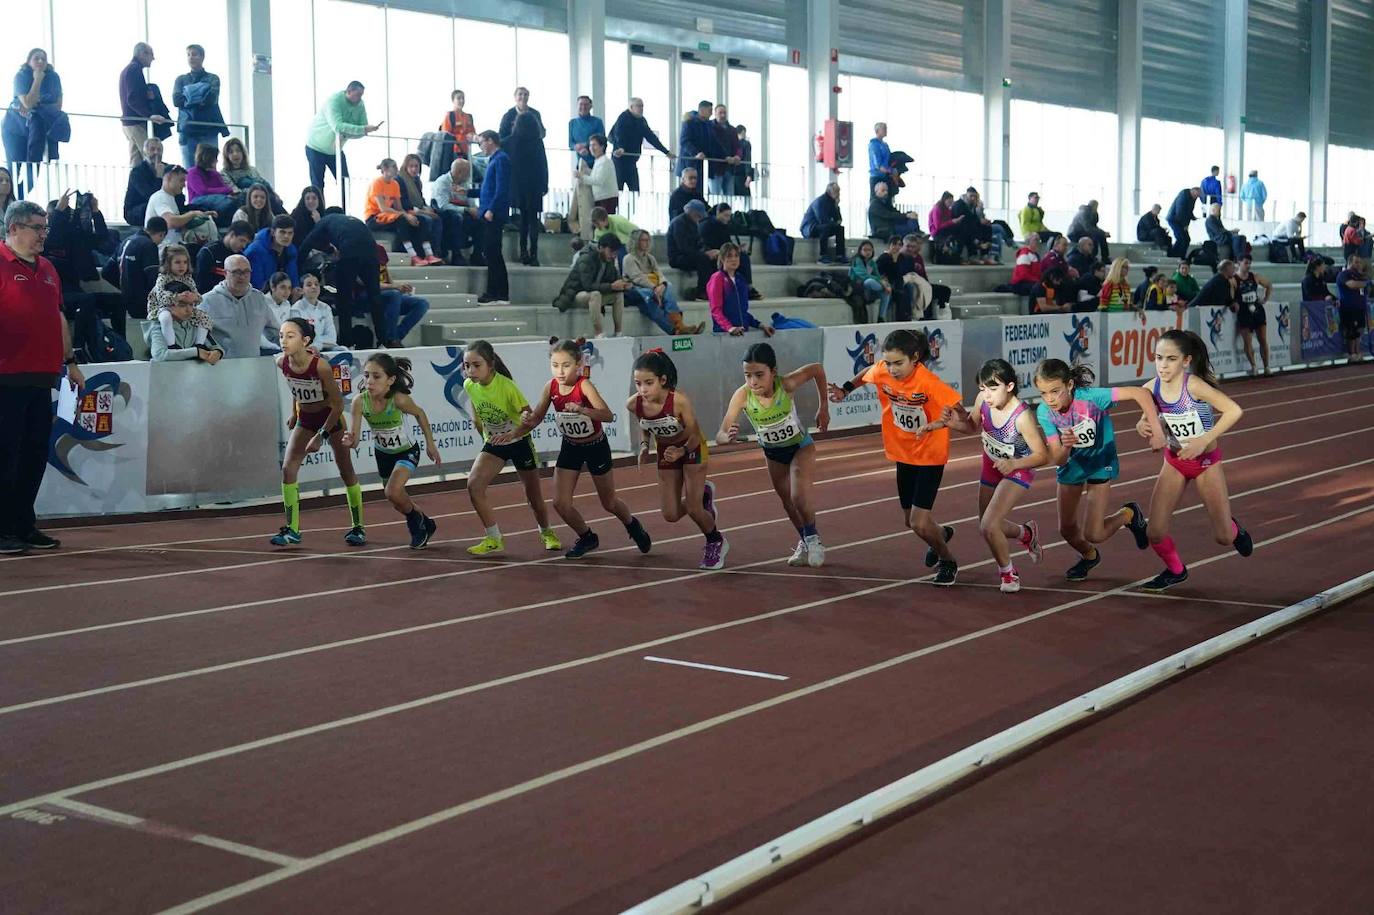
[1226,174,1237,194]
[814,131,825,163]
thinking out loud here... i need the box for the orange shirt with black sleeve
[860,361,961,466]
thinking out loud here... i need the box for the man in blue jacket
[801,183,846,264]
[475,130,510,304]
[1167,186,1201,259]
[677,100,713,177]
[245,215,300,292]
[1200,166,1222,205]
[568,95,604,170]
[868,122,892,193]
[172,44,227,169]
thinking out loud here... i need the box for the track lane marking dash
[643,657,789,681]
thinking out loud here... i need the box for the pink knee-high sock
[1230,519,1239,539]
[1151,536,1185,574]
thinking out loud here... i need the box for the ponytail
[1035,357,1095,389]
[1159,329,1217,387]
[465,339,512,378]
[366,353,414,394]
[976,357,1018,393]
[633,348,678,389]
[882,328,931,363]
[550,337,582,361]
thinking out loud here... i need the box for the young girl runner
[1033,358,1165,581]
[828,329,963,585]
[464,339,561,555]
[341,354,442,550]
[271,317,365,546]
[507,339,653,559]
[1133,329,1253,591]
[932,358,1048,592]
[716,343,829,567]
[629,349,727,570]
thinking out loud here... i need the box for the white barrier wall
[998,314,1099,392]
[821,320,964,429]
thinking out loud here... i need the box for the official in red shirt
[0,199,83,554]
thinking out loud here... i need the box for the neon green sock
[282,482,300,532]
[346,483,364,529]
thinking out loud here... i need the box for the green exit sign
[697,41,710,52]
[672,337,694,352]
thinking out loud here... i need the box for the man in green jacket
[1018,191,1057,243]
[305,80,381,205]
[553,234,632,338]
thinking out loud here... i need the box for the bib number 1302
[891,402,927,434]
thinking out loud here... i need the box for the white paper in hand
[56,377,79,425]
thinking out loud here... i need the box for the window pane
[1328,145,1374,226]
[1243,133,1308,225]
[1011,100,1116,233]
[630,53,671,203]
[765,63,808,232]
[1140,118,1223,219]
[147,0,233,145]
[515,27,569,185]
[271,0,315,205]
[726,67,761,142]
[604,40,628,124]
[314,0,387,212]
[0,6,47,78]
[51,0,142,169]
[456,19,514,137]
[680,61,716,115]
[386,9,453,147]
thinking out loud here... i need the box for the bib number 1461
[891,402,926,434]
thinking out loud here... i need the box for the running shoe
[932,559,959,586]
[467,535,504,556]
[344,526,367,546]
[270,526,302,547]
[805,534,826,568]
[924,525,954,568]
[1065,549,1102,582]
[1000,568,1022,593]
[1141,566,1189,592]
[700,537,729,570]
[1020,520,1043,565]
[1232,518,1253,557]
[0,537,28,555]
[540,529,563,551]
[564,530,600,560]
[1123,501,1149,550]
[626,517,652,554]
[787,540,808,566]
[410,516,437,550]
[703,480,718,523]
[21,529,60,550]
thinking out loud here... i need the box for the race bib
[1242,290,1258,304]
[1069,417,1097,449]
[756,409,803,447]
[640,415,683,439]
[982,432,1015,461]
[890,400,927,435]
[485,419,515,439]
[287,376,324,404]
[372,426,408,451]
[1162,409,1203,443]
[556,411,596,439]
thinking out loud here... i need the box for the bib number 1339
[891,401,927,434]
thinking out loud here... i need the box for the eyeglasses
[15,223,49,235]
[225,268,252,275]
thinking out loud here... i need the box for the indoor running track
[1,364,1371,914]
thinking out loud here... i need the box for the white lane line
[955,581,1286,609]
[147,506,1371,915]
[41,798,300,868]
[3,374,1360,563]
[643,657,789,681]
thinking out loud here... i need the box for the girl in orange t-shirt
[364,158,441,266]
[829,329,963,585]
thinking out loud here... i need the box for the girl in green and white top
[717,343,830,567]
[342,354,441,550]
[465,339,561,555]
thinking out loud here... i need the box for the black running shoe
[1232,518,1253,557]
[627,517,652,554]
[924,525,954,568]
[932,559,959,586]
[410,516,437,550]
[1123,501,1149,550]
[564,530,600,560]
[1141,566,1189,592]
[1065,550,1102,582]
[22,529,60,550]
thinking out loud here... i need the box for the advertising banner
[999,313,1098,393]
[1299,300,1345,361]
[821,320,964,429]
[1104,310,1187,384]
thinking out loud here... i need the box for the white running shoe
[787,540,808,566]
[1021,520,1043,565]
[1000,568,1022,593]
[805,534,825,568]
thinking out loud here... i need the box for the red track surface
[1,364,1371,914]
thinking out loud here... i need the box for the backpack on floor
[763,229,795,266]
[746,209,776,237]
[1187,240,1219,272]
[931,233,963,265]
[1267,239,1291,264]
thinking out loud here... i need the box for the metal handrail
[57,109,252,154]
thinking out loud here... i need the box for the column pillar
[227,0,274,182]
[1309,0,1331,223]
[568,0,606,129]
[1221,0,1248,219]
[1116,0,1143,240]
[802,0,839,199]
[983,0,1011,214]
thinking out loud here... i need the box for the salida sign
[1105,310,1186,383]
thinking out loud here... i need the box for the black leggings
[366,215,430,250]
[515,191,542,257]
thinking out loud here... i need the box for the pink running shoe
[1020,520,1043,565]
[699,536,729,570]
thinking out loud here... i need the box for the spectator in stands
[580,134,618,215]
[172,45,228,169]
[1006,233,1043,298]
[1187,259,1237,309]
[876,236,903,313]
[668,168,706,221]
[1200,166,1222,205]
[499,86,545,141]
[145,166,212,252]
[1336,256,1370,361]
[262,272,293,352]
[1276,212,1306,261]
[589,207,638,255]
[1141,271,1171,310]
[849,239,889,321]
[1018,192,1057,244]
[1097,258,1134,312]
[677,100,713,177]
[1171,259,1200,302]
[200,254,277,358]
[194,219,252,293]
[0,168,14,215]
[707,105,742,195]
[869,122,892,193]
[398,153,443,260]
[927,190,960,249]
[801,182,846,265]
[897,232,950,321]
[187,143,241,226]
[289,271,338,350]
[305,81,381,204]
[124,137,167,226]
[554,233,630,338]
[364,159,440,266]
[1302,258,1335,303]
[1167,186,1201,259]
[473,130,511,305]
[115,216,165,320]
[432,159,477,265]
[2,49,65,173]
[145,245,213,355]
[246,214,300,292]
[1130,265,1157,307]
[869,181,920,240]
[232,184,274,236]
[368,242,430,346]
[119,43,170,167]
[1205,203,1247,260]
[507,110,550,267]
[1041,234,1072,278]
[220,138,282,214]
[1066,237,1102,297]
[701,203,755,288]
[624,228,700,335]
[1137,203,1171,252]
[1342,215,1372,261]
[146,287,223,363]
[951,187,994,265]
[439,89,475,158]
[709,242,772,336]
[734,125,754,203]
[610,97,672,192]
[1240,170,1267,220]
[45,191,123,357]
[1067,200,1110,260]
[290,186,324,247]
[667,199,714,300]
[568,95,604,170]
[297,211,388,345]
